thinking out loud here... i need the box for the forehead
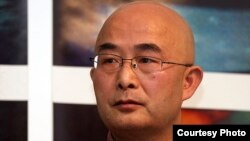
[95,30,173,58]
[95,14,177,55]
[95,3,193,61]
[97,42,163,54]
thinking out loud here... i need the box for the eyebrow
[96,42,162,53]
[135,43,162,53]
[97,43,117,52]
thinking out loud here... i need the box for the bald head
[96,1,195,63]
[92,2,203,140]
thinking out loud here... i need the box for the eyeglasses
[89,53,192,73]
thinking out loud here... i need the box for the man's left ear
[182,66,203,100]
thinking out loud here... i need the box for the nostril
[117,83,135,90]
[118,83,123,89]
[128,84,135,88]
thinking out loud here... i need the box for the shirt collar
[107,131,114,141]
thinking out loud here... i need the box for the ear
[90,68,95,81]
[182,66,203,101]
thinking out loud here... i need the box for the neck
[111,127,172,141]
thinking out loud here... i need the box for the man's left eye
[139,57,155,63]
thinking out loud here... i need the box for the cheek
[141,72,183,98]
[92,71,116,103]
[138,73,183,126]
[141,71,184,111]
[92,71,118,126]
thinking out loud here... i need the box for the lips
[113,99,143,112]
[114,99,142,106]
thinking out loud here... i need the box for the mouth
[113,100,143,112]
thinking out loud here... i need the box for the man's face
[91,8,190,132]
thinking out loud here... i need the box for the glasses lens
[92,54,162,73]
[134,56,161,73]
[95,54,120,71]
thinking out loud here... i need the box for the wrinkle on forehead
[95,1,195,63]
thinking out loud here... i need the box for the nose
[121,59,137,70]
[116,60,139,90]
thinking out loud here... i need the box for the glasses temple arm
[162,61,193,67]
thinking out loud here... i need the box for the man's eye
[138,57,156,63]
[102,58,118,64]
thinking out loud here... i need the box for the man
[90,1,203,141]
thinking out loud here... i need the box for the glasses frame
[89,53,193,72]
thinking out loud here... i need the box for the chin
[110,123,149,134]
[107,115,153,131]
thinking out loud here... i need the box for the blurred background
[0,0,27,141]
[53,0,250,141]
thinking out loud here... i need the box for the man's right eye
[101,58,118,64]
